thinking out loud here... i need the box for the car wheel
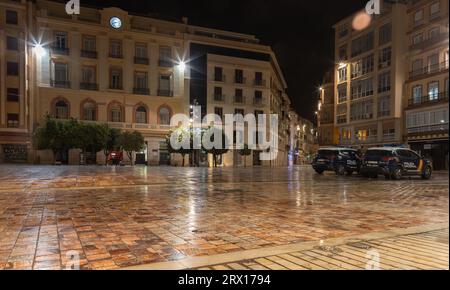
[391,167,402,180]
[336,165,346,176]
[315,169,324,174]
[421,166,432,180]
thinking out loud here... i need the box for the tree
[203,127,229,167]
[102,127,121,165]
[238,144,252,167]
[166,127,192,167]
[118,131,145,165]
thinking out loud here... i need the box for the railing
[134,57,149,65]
[378,110,390,117]
[81,120,175,131]
[50,80,70,88]
[158,59,173,67]
[158,89,173,97]
[409,61,449,79]
[51,46,69,55]
[407,92,449,108]
[253,98,264,106]
[109,53,123,59]
[133,87,150,95]
[81,50,97,59]
[253,79,266,87]
[214,75,226,82]
[80,82,99,91]
[109,85,123,90]
[410,33,448,51]
[213,95,225,102]
[407,123,449,135]
[234,77,246,84]
[233,95,245,104]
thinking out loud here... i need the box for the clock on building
[110,16,122,29]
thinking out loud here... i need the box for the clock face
[110,17,122,29]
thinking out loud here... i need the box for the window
[110,67,122,89]
[235,108,245,116]
[7,114,19,128]
[338,67,347,83]
[159,75,171,96]
[351,54,374,78]
[428,81,439,100]
[135,43,148,58]
[351,31,374,57]
[135,106,147,124]
[214,67,224,82]
[412,33,423,45]
[378,72,391,93]
[413,85,423,104]
[6,36,18,51]
[429,27,440,39]
[83,102,96,121]
[428,54,439,72]
[214,107,224,119]
[350,100,374,121]
[82,35,96,51]
[383,128,395,138]
[234,89,243,103]
[55,100,69,119]
[81,66,96,83]
[339,45,347,60]
[110,104,123,122]
[254,72,263,85]
[7,62,18,76]
[338,84,347,103]
[134,71,148,89]
[378,96,391,117]
[351,78,373,100]
[214,87,223,101]
[159,46,172,66]
[7,88,19,102]
[412,59,423,76]
[109,39,122,58]
[52,62,68,87]
[379,47,391,68]
[55,32,67,49]
[338,24,349,38]
[6,10,18,25]
[159,107,171,125]
[430,2,440,19]
[379,23,392,45]
[235,69,244,83]
[254,90,263,105]
[413,10,424,26]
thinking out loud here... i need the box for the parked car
[312,147,361,175]
[360,147,433,180]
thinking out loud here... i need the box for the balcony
[81,50,97,59]
[213,95,225,102]
[50,80,70,88]
[109,53,123,59]
[134,57,149,65]
[253,98,264,106]
[233,95,245,104]
[407,92,449,109]
[158,59,173,67]
[409,33,448,51]
[133,87,150,95]
[253,79,266,87]
[409,61,449,80]
[158,89,173,97]
[407,123,449,135]
[80,82,99,91]
[109,85,123,90]
[214,75,226,82]
[234,77,246,85]
[51,46,69,55]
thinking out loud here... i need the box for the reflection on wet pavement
[0,165,448,269]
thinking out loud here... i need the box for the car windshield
[317,150,337,157]
[365,150,394,157]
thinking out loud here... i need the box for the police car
[360,147,433,180]
[312,147,361,175]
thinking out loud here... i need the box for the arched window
[82,101,96,121]
[159,106,171,125]
[109,103,123,122]
[55,100,69,119]
[135,106,147,124]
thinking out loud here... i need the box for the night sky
[81,0,368,121]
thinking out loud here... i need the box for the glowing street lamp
[34,43,46,57]
[178,60,186,72]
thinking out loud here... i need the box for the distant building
[317,70,338,146]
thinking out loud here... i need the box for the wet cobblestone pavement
[0,165,448,270]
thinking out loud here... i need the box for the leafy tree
[238,144,252,167]
[118,131,145,165]
[166,127,192,167]
[102,126,121,165]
